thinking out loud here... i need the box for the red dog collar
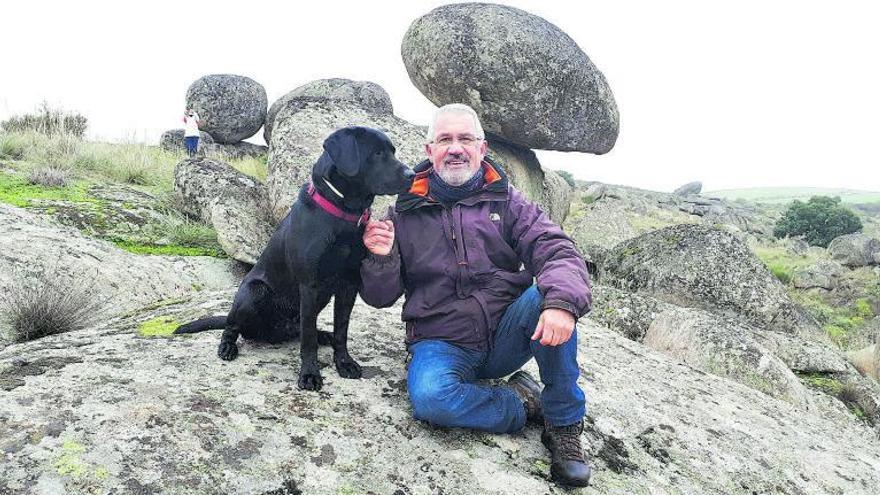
[307,182,371,227]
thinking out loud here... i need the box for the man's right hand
[364,220,395,256]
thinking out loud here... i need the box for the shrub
[555,169,576,188]
[0,133,27,160]
[0,268,107,342]
[27,165,71,187]
[1,102,88,138]
[773,196,862,247]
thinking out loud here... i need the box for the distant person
[183,109,203,158]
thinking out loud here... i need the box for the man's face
[425,112,487,186]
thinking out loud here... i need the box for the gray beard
[437,166,479,187]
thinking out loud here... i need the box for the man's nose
[447,141,466,154]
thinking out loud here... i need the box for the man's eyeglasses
[432,135,483,148]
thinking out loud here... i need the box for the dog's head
[313,126,415,197]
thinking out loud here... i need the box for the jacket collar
[396,156,509,212]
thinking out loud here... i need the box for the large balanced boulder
[828,233,880,267]
[186,74,268,144]
[174,158,274,264]
[486,134,571,223]
[267,101,425,223]
[601,224,825,340]
[402,3,618,153]
[264,78,393,144]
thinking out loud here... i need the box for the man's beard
[437,154,479,186]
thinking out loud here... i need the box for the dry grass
[0,268,108,342]
[26,165,71,187]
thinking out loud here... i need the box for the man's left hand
[531,308,576,347]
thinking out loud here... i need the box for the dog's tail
[174,316,227,334]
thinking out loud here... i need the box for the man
[359,104,593,487]
[183,109,202,158]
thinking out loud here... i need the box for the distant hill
[705,187,880,205]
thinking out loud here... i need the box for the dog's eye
[374,150,384,156]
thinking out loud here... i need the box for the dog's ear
[322,127,364,177]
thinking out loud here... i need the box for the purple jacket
[360,158,591,350]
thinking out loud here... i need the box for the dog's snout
[403,168,416,181]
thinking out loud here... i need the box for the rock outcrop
[205,141,268,161]
[600,224,823,339]
[792,260,845,290]
[174,158,274,264]
[1,288,879,494]
[828,232,880,267]
[672,181,702,196]
[0,204,236,322]
[186,74,268,144]
[644,307,812,405]
[402,3,618,153]
[159,129,214,154]
[486,134,571,223]
[266,101,425,223]
[264,79,394,144]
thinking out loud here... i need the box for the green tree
[555,170,576,188]
[773,196,862,247]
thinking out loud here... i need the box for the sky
[1,0,878,193]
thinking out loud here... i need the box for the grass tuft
[27,165,71,187]
[0,268,108,342]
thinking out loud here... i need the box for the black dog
[174,126,414,391]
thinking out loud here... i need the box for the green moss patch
[111,239,225,257]
[797,372,843,395]
[0,172,96,207]
[138,316,181,337]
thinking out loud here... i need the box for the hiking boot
[507,370,542,422]
[541,420,591,487]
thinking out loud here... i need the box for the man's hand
[363,220,394,256]
[531,308,576,346]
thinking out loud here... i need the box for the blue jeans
[184,136,199,155]
[407,286,586,433]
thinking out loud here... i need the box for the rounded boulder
[401,3,618,153]
[186,74,268,144]
[264,78,393,144]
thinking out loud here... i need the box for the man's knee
[408,374,461,425]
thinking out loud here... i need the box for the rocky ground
[1,173,880,493]
[2,289,879,494]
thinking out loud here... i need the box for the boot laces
[553,423,584,461]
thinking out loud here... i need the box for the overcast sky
[2,0,878,192]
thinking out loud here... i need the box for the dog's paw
[335,355,362,379]
[297,370,323,391]
[217,342,239,361]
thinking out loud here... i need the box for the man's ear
[323,127,362,177]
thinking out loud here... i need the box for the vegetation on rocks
[137,316,181,337]
[0,106,269,259]
[0,267,106,343]
[773,196,863,247]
